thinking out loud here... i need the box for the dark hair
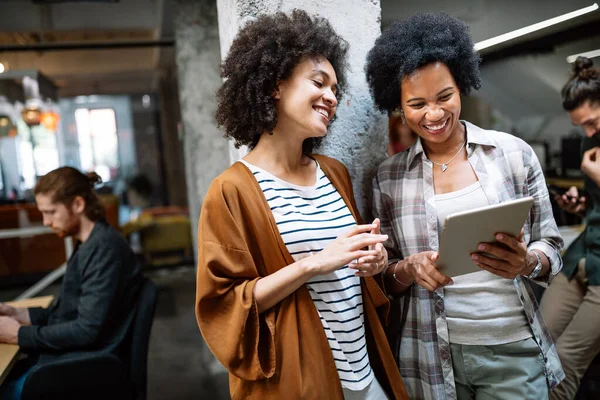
[34,167,105,222]
[215,9,349,154]
[127,174,153,199]
[561,56,600,111]
[365,12,481,113]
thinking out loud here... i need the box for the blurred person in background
[126,173,154,210]
[387,112,417,157]
[0,167,141,400]
[541,56,600,400]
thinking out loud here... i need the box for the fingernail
[477,244,485,251]
[471,254,479,260]
[496,234,503,240]
[448,280,454,285]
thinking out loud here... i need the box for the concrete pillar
[216,0,386,219]
[174,0,229,259]
[174,0,229,378]
[158,69,188,208]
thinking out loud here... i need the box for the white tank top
[435,181,532,345]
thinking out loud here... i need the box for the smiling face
[568,101,600,138]
[274,57,338,139]
[400,62,462,145]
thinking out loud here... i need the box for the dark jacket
[18,221,142,355]
[562,135,600,285]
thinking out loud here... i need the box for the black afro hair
[365,12,481,113]
[215,9,349,153]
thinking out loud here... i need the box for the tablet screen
[436,197,534,277]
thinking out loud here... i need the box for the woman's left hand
[470,229,529,279]
[350,218,388,277]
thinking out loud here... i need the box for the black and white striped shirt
[240,159,373,391]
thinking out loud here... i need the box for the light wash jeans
[343,376,388,400]
[450,337,548,399]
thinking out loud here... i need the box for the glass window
[74,108,119,182]
[17,120,60,189]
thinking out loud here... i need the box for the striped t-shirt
[239,159,373,391]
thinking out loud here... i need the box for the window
[17,120,60,189]
[74,108,119,182]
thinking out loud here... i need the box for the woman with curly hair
[196,10,407,399]
[365,12,564,399]
[540,56,600,400]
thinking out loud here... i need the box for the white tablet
[436,196,534,278]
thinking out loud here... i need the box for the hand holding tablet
[470,229,531,280]
[436,197,535,278]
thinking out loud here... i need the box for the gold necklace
[430,140,466,172]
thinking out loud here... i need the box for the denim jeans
[450,337,548,399]
[0,356,37,400]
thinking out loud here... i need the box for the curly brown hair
[215,9,349,154]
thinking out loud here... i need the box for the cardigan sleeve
[195,179,276,381]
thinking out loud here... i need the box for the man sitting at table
[0,167,142,400]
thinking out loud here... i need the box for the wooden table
[0,226,73,301]
[0,296,54,386]
[546,177,585,191]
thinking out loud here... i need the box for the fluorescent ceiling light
[474,3,599,51]
[567,48,600,63]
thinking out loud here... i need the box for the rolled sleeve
[529,240,563,276]
[526,147,564,283]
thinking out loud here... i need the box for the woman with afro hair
[366,12,564,399]
[195,10,407,399]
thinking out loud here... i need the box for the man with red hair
[0,167,141,400]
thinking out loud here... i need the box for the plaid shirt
[372,121,565,400]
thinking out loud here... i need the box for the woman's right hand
[404,251,453,292]
[307,223,388,277]
[554,186,586,215]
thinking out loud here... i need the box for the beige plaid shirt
[372,121,565,400]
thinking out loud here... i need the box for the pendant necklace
[430,140,466,172]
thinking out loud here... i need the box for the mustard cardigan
[196,154,408,399]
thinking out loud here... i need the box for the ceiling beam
[0,38,174,52]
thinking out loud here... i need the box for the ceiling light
[20,98,43,127]
[566,48,600,63]
[142,94,151,108]
[474,3,599,51]
[0,63,5,74]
